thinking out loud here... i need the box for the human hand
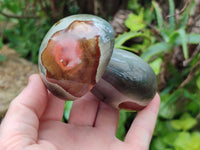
[0,74,160,150]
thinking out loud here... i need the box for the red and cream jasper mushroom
[39,14,157,110]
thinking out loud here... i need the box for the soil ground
[0,46,38,119]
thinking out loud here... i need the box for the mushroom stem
[91,48,157,110]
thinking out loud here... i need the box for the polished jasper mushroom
[38,14,157,110]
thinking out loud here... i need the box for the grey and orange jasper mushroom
[39,14,157,110]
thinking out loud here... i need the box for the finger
[40,92,65,121]
[95,102,119,135]
[125,93,160,149]
[68,92,100,126]
[0,74,48,142]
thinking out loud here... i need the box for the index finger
[124,93,160,149]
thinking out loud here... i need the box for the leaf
[187,34,200,44]
[116,110,127,140]
[189,1,196,15]
[149,58,162,75]
[168,0,175,31]
[127,0,140,11]
[167,29,189,59]
[196,76,200,90]
[177,8,189,29]
[125,9,146,31]
[115,46,139,53]
[115,32,151,51]
[63,101,73,121]
[150,138,166,150]
[177,28,188,59]
[190,132,200,150]
[174,131,200,150]
[163,131,179,146]
[154,119,173,136]
[168,30,180,43]
[170,113,197,131]
[141,42,173,61]
[159,89,182,119]
[174,132,191,150]
[159,96,176,119]
[2,0,21,14]
[182,89,199,101]
[187,101,200,116]
[152,1,163,29]
[175,34,200,45]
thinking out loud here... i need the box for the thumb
[0,74,48,147]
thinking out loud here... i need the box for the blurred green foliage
[1,0,200,150]
[115,0,200,150]
[0,37,5,61]
[0,0,82,63]
[0,0,52,63]
[4,19,50,63]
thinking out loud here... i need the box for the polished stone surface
[39,15,114,100]
[91,48,157,110]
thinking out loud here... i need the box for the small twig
[146,23,160,34]
[94,0,106,18]
[146,23,164,42]
[37,0,45,11]
[166,0,191,18]
[37,0,49,16]
[183,44,200,66]
[195,15,200,22]
[193,25,200,28]
[33,0,37,15]
[179,59,200,88]
[49,0,57,15]
[0,11,39,19]
[24,1,31,16]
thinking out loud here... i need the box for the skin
[0,74,160,150]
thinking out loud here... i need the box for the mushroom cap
[38,14,114,100]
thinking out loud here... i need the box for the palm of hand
[0,75,160,150]
[38,121,123,150]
